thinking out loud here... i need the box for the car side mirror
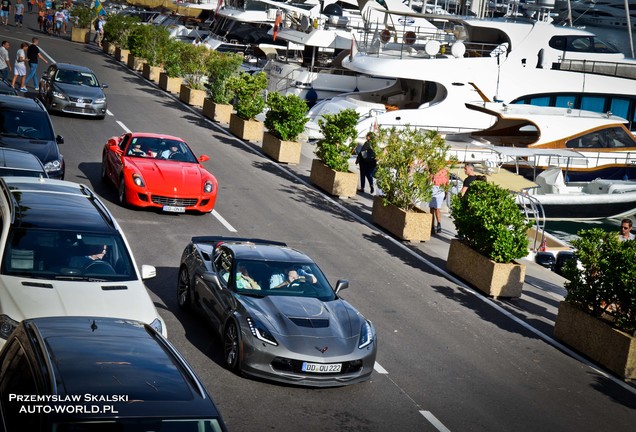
[56,135,64,144]
[141,265,157,280]
[335,279,349,294]
[198,154,210,163]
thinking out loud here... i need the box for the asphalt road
[3,16,635,431]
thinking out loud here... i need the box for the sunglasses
[621,226,631,230]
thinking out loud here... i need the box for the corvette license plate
[301,362,342,373]
[163,205,185,213]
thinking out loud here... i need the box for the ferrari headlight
[52,90,66,99]
[94,97,106,104]
[44,159,62,173]
[132,173,145,187]
[0,314,19,340]
[358,320,374,349]
[204,181,214,194]
[246,317,278,346]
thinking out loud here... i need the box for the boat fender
[424,40,441,56]
[404,31,416,45]
[451,41,466,58]
[380,29,391,44]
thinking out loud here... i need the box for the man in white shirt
[0,40,9,81]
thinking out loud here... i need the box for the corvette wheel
[118,177,128,207]
[224,321,240,372]
[177,267,191,310]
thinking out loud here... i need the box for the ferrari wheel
[177,267,191,310]
[224,320,240,372]
[118,177,128,207]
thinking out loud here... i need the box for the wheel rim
[224,322,239,369]
[177,268,189,307]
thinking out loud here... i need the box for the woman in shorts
[11,42,28,92]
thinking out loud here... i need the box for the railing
[558,59,636,81]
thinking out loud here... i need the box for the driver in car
[270,268,317,289]
[68,244,107,269]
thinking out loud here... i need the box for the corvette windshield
[233,260,336,301]
[1,228,137,281]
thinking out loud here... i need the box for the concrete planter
[142,64,162,83]
[127,54,145,71]
[103,41,116,56]
[262,132,301,165]
[71,27,90,43]
[372,196,431,242]
[115,47,130,63]
[203,99,233,123]
[159,73,182,94]
[309,159,358,198]
[446,239,525,298]
[179,84,206,107]
[229,114,263,142]
[554,301,636,379]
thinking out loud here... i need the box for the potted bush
[138,25,170,83]
[159,40,185,94]
[447,180,533,298]
[203,51,243,123]
[227,71,268,141]
[178,44,213,107]
[103,13,140,61]
[126,24,149,71]
[70,5,94,43]
[309,108,359,198]
[554,229,636,379]
[262,92,308,164]
[372,127,450,242]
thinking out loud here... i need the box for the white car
[0,177,166,346]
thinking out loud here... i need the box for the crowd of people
[1,36,47,92]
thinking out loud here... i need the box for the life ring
[403,31,416,46]
[380,29,391,44]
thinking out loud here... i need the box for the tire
[118,177,128,207]
[177,267,191,310]
[223,320,241,372]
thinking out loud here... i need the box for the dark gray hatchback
[0,317,228,432]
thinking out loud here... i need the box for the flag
[95,0,106,16]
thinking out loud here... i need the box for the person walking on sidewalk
[0,0,11,26]
[13,0,23,27]
[429,167,449,234]
[11,42,27,92]
[355,132,378,194]
[25,37,47,91]
[0,40,10,82]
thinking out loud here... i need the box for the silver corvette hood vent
[288,317,329,328]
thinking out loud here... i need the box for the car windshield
[54,69,100,87]
[52,418,225,432]
[231,260,337,301]
[0,109,55,141]
[126,137,198,163]
[1,228,137,281]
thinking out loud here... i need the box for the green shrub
[375,127,450,211]
[127,25,171,66]
[450,181,532,263]
[163,40,187,78]
[563,228,636,334]
[264,92,308,141]
[179,44,213,90]
[71,5,95,29]
[227,72,268,120]
[315,109,359,172]
[103,13,140,47]
[205,51,243,104]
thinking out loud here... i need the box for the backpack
[94,19,100,31]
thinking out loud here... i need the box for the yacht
[564,0,636,28]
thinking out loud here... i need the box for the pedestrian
[36,3,43,30]
[53,6,63,36]
[355,132,378,194]
[95,15,105,48]
[27,0,33,13]
[14,0,23,27]
[619,218,635,241]
[61,3,68,34]
[25,37,48,91]
[0,0,11,26]
[459,162,479,196]
[11,42,27,92]
[429,167,449,234]
[0,40,10,82]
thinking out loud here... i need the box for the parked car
[177,237,378,387]
[39,63,108,119]
[0,148,47,177]
[0,79,17,96]
[101,132,218,213]
[0,316,228,432]
[0,95,64,179]
[0,176,166,346]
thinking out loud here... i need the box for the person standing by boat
[429,167,449,234]
[460,163,478,197]
[356,132,378,194]
[619,218,635,241]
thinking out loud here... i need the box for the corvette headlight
[94,97,106,104]
[246,317,278,346]
[44,159,63,173]
[0,315,19,340]
[52,90,66,99]
[203,181,214,194]
[358,320,374,349]
[132,173,145,187]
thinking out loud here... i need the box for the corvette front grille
[151,196,199,206]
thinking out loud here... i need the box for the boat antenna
[624,0,635,58]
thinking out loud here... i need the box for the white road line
[373,362,388,374]
[212,210,237,232]
[106,109,113,117]
[116,120,131,133]
[420,411,451,432]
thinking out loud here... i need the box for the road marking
[116,120,131,133]
[420,411,451,432]
[106,109,113,117]
[374,362,388,374]
[212,210,237,232]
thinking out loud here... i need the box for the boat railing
[558,59,636,81]
[515,192,547,252]
[356,25,460,60]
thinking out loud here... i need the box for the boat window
[565,127,634,149]
[580,96,605,112]
[610,98,630,120]
[528,96,550,106]
[555,95,576,109]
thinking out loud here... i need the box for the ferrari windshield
[1,228,137,281]
[126,137,198,163]
[231,260,336,301]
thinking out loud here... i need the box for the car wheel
[177,267,191,310]
[118,177,128,207]
[224,320,241,372]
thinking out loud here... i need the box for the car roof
[1,177,115,232]
[129,132,186,142]
[53,62,95,73]
[210,239,314,263]
[0,148,47,175]
[0,94,45,112]
[22,317,222,419]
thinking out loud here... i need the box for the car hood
[0,277,159,324]
[55,83,105,100]
[242,295,361,339]
[128,159,207,195]
[0,136,59,164]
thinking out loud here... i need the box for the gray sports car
[177,237,377,387]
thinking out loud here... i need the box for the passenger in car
[128,143,146,157]
[235,264,261,290]
[270,268,317,288]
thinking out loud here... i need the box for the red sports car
[101,132,218,213]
